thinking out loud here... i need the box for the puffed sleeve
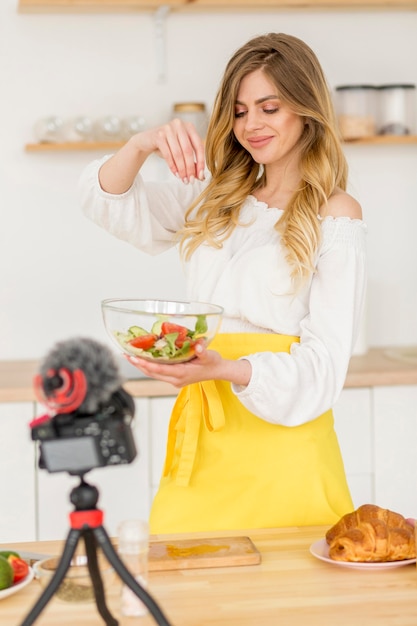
[232,217,367,426]
[78,156,207,255]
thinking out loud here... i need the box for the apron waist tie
[163,380,225,487]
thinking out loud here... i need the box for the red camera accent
[29,413,51,429]
[33,368,88,413]
[69,509,104,529]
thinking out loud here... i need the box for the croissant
[325,504,416,562]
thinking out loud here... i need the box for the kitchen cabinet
[38,385,417,542]
[2,354,417,542]
[0,403,37,542]
[149,397,173,502]
[333,388,374,508]
[0,396,163,544]
[333,384,417,517]
[0,397,154,543]
[0,393,175,542]
[36,398,152,541]
[17,0,417,11]
[146,387,417,521]
[373,385,417,517]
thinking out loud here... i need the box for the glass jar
[33,116,65,143]
[334,85,378,140]
[377,84,416,135]
[122,115,146,140]
[172,102,208,137]
[93,116,124,142]
[64,116,94,142]
[118,519,149,617]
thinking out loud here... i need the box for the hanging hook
[154,5,170,84]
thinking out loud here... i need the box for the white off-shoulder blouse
[79,157,367,428]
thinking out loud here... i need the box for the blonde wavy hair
[178,33,348,281]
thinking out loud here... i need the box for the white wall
[1,1,417,360]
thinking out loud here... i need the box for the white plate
[0,567,34,600]
[310,539,417,570]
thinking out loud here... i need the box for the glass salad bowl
[102,299,223,364]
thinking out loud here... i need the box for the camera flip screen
[41,437,101,473]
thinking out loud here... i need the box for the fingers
[194,340,207,358]
[126,350,208,386]
[154,119,206,183]
[125,354,150,375]
[126,356,187,388]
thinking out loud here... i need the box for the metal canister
[172,102,208,137]
[334,85,378,140]
[378,84,416,135]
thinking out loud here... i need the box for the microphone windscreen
[38,337,122,414]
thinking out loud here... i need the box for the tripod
[20,477,173,626]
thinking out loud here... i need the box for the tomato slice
[161,322,188,337]
[8,556,29,584]
[161,322,189,347]
[128,334,157,350]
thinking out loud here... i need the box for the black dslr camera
[31,388,137,476]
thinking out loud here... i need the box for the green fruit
[0,550,19,560]
[0,555,14,590]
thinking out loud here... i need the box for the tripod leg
[19,528,81,626]
[92,525,173,626]
[83,529,118,626]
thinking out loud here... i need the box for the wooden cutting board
[148,536,261,571]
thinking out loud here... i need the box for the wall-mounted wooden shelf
[343,135,417,145]
[18,0,179,10]
[24,135,417,152]
[25,141,126,152]
[17,0,417,12]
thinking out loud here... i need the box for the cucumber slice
[128,325,149,337]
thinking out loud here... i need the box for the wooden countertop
[1,346,417,403]
[2,526,417,626]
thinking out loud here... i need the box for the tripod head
[70,478,99,511]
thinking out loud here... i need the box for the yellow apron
[149,333,353,533]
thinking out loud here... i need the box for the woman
[79,33,367,533]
